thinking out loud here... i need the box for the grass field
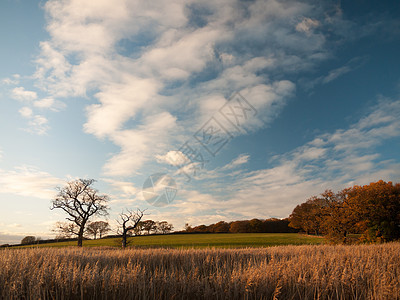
[19,233,326,248]
[2,243,399,299]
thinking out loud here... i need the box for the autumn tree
[50,179,109,247]
[209,221,229,233]
[117,209,145,248]
[289,180,400,244]
[229,220,251,233]
[346,180,400,242]
[289,196,327,235]
[86,221,111,239]
[319,189,357,244]
[249,219,263,233]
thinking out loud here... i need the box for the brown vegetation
[1,243,400,299]
[185,218,297,234]
[289,180,400,243]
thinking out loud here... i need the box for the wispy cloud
[18,107,49,135]
[2,74,20,85]
[33,98,65,112]
[0,166,62,199]
[222,154,250,170]
[20,0,344,178]
[103,178,138,198]
[296,17,320,35]
[302,56,369,90]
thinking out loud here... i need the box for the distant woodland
[184,218,297,234]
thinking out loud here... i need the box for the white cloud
[103,178,138,197]
[140,26,221,80]
[10,0,354,180]
[27,115,49,135]
[84,76,161,138]
[156,150,188,166]
[19,107,33,118]
[221,154,250,171]
[296,17,320,35]
[18,110,50,135]
[11,87,37,101]
[33,98,65,111]
[0,166,62,199]
[33,98,54,108]
[302,56,369,90]
[2,74,20,85]
[102,112,179,176]
[18,106,50,135]
[322,65,351,83]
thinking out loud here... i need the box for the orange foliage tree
[289,180,400,243]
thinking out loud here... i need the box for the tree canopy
[289,180,400,243]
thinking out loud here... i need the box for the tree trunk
[78,228,84,247]
[122,231,127,248]
[77,222,86,247]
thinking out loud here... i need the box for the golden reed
[0,243,399,299]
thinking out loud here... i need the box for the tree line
[184,218,297,233]
[52,219,173,240]
[288,180,400,243]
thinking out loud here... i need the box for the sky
[1,0,400,244]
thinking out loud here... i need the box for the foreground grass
[20,233,325,248]
[1,243,399,299]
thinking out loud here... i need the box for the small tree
[21,236,36,245]
[117,209,145,248]
[50,179,109,247]
[87,221,111,239]
[142,220,156,235]
[132,221,144,236]
[184,223,193,232]
[157,221,173,234]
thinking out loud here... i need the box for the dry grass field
[1,243,399,299]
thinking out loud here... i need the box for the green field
[20,233,325,248]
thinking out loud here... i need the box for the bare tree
[50,179,109,247]
[117,209,145,248]
[87,221,111,239]
[52,221,80,239]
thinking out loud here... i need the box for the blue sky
[1,0,400,244]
